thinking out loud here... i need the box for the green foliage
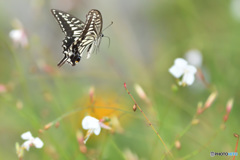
[0,0,239,159]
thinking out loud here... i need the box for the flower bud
[234,133,239,138]
[175,140,181,150]
[133,104,137,112]
[226,98,234,113]
[204,91,217,108]
[124,82,127,89]
[55,122,60,128]
[223,115,228,122]
[44,122,53,130]
[134,84,147,100]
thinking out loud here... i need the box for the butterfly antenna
[103,21,113,31]
[98,22,113,51]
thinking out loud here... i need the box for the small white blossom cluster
[82,116,111,144]
[9,19,28,48]
[21,131,44,151]
[169,58,197,86]
[230,0,240,21]
[169,50,202,86]
[16,131,44,159]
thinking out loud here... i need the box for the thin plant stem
[181,130,220,160]
[162,89,217,159]
[124,83,174,159]
[44,106,132,129]
[161,114,197,159]
[233,133,239,160]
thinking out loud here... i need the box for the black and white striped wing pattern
[51,9,103,67]
[51,9,85,37]
[76,9,103,59]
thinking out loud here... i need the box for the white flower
[169,58,197,86]
[21,131,44,151]
[9,19,28,48]
[82,116,111,144]
[230,0,240,21]
[9,29,28,48]
[82,116,101,135]
[184,49,202,67]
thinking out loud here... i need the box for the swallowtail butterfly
[51,9,103,67]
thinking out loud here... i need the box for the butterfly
[51,9,103,67]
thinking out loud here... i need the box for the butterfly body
[51,9,103,67]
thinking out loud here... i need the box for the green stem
[124,83,174,159]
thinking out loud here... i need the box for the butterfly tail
[57,54,68,67]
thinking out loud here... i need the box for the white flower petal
[174,58,188,66]
[99,122,112,130]
[33,137,44,148]
[169,65,184,78]
[231,0,240,21]
[21,131,33,140]
[93,126,101,135]
[182,73,195,85]
[185,49,202,67]
[82,116,100,130]
[186,65,197,74]
[9,28,28,47]
[22,141,31,151]
[169,58,188,78]
[9,30,22,40]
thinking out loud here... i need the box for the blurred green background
[0,0,240,159]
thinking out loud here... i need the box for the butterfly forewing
[51,9,85,37]
[91,10,103,37]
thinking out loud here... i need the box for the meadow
[0,0,239,159]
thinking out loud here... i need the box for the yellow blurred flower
[75,87,127,136]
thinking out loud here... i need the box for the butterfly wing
[51,9,85,37]
[51,9,85,67]
[83,9,103,59]
[91,10,103,37]
[51,9,104,66]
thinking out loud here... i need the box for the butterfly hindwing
[62,36,74,53]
